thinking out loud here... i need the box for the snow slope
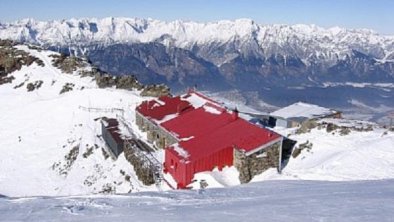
[1,179,394,221]
[0,45,165,197]
[253,121,394,182]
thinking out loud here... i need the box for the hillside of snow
[255,119,394,182]
[0,44,168,197]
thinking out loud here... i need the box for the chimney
[231,107,239,120]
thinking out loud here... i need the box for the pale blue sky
[1,0,393,34]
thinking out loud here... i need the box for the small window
[157,134,160,139]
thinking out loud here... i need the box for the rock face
[233,142,281,183]
[87,43,229,91]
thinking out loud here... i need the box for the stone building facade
[233,140,282,183]
[135,110,178,149]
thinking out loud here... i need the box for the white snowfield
[1,180,394,222]
[1,45,394,221]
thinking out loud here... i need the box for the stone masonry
[135,111,178,149]
[233,141,281,183]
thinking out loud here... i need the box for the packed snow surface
[1,180,394,221]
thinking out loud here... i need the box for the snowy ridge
[1,17,394,63]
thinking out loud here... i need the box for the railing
[124,139,163,189]
[79,105,125,115]
[79,105,164,189]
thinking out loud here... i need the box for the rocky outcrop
[26,80,43,92]
[0,40,44,85]
[49,53,86,74]
[95,73,142,90]
[140,84,170,97]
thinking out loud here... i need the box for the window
[254,149,267,158]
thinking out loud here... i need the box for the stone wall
[135,111,178,149]
[147,128,178,149]
[233,142,281,184]
[123,141,155,186]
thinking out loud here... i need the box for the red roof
[136,95,193,121]
[168,118,281,161]
[160,103,234,139]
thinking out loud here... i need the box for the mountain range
[1,17,393,121]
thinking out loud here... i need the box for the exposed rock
[0,75,15,85]
[82,146,94,158]
[0,40,44,85]
[326,123,338,133]
[26,80,43,92]
[59,82,75,94]
[339,127,351,136]
[95,73,142,90]
[50,54,85,74]
[140,84,170,97]
[101,148,110,159]
[99,183,116,194]
[292,140,313,158]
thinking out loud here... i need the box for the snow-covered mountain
[1,17,393,119]
[1,17,394,63]
[1,42,394,198]
[1,17,394,83]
